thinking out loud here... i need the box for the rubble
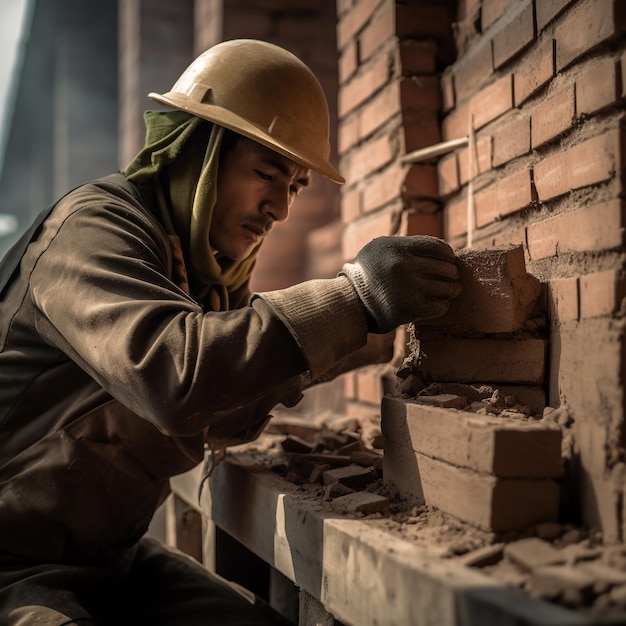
[246,408,626,622]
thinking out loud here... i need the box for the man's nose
[262,190,291,222]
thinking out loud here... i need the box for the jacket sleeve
[29,198,370,438]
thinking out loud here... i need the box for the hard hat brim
[148,91,345,185]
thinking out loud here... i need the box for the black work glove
[340,235,462,334]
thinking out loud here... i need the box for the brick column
[336,0,455,418]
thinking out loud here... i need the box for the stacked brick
[436,0,626,541]
[382,244,563,532]
[336,0,457,418]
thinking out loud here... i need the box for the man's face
[211,136,311,261]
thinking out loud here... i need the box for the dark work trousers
[0,537,293,625]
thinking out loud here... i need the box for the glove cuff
[340,262,387,333]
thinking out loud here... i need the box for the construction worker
[0,39,461,624]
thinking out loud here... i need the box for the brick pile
[382,244,565,533]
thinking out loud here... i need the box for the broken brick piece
[281,435,314,453]
[323,465,378,490]
[309,463,332,484]
[332,491,390,514]
[504,538,566,571]
[527,565,595,605]
[459,543,505,568]
[319,428,353,450]
[325,483,354,499]
[338,440,363,456]
[425,244,542,334]
[413,393,468,409]
[350,450,383,471]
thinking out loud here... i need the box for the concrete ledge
[197,458,596,626]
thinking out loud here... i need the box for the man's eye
[256,170,272,181]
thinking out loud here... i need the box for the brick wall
[335,0,456,420]
[337,0,626,540]
[440,0,626,540]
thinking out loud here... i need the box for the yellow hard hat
[149,39,344,184]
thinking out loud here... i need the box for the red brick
[402,110,441,152]
[533,131,620,202]
[399,40,437,76]
[342,134,394,184]
[471,74,513,130]
[402,164,439,200]
[400,76,442,111]
[331,491,389,514]
[481,0,510,30]
[580,270,626,319]
[340,186,361,223]
[382,397,562,478]
[344,372,357,401]
[405,211,443,238]
[442,100,471,141]
[476,135,492,174]
[493,0,535,69]
[514,37,555,105]
[323,464,377,488]
[475,169,533,228]
[356,369,384,405]
[337,0,379,50]
[453,38,494,103]
[336,0,352,18]
[492,112,530,167]
[527,200,626,260]
[492,228,527,248]
[458,138,491,183]
[361,164,405,213]
[339,54,391,118]
[457,0,481,21]
[548,277,579,322]
[531,84,575,149]
[427,244,541,335]
[338,114,360,155]
[339,40,359,85]
[458,146,471,185]
[576,57,620,116]
[342,210,396,260]
[395,4,454,40]
[359,82,400,140]
[441,68,455,112]
[359,2,394,62]
[383,432,560,532]
[535,0,575,31]
[555,0,626,71]
[416,336,547,385]
[437,153,459,197]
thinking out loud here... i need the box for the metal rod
[400,136,469,164]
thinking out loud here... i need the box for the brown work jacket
[0,174,375,563]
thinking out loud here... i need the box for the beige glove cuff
[254,276,369,380]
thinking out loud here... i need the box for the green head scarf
[123,110,260,309]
